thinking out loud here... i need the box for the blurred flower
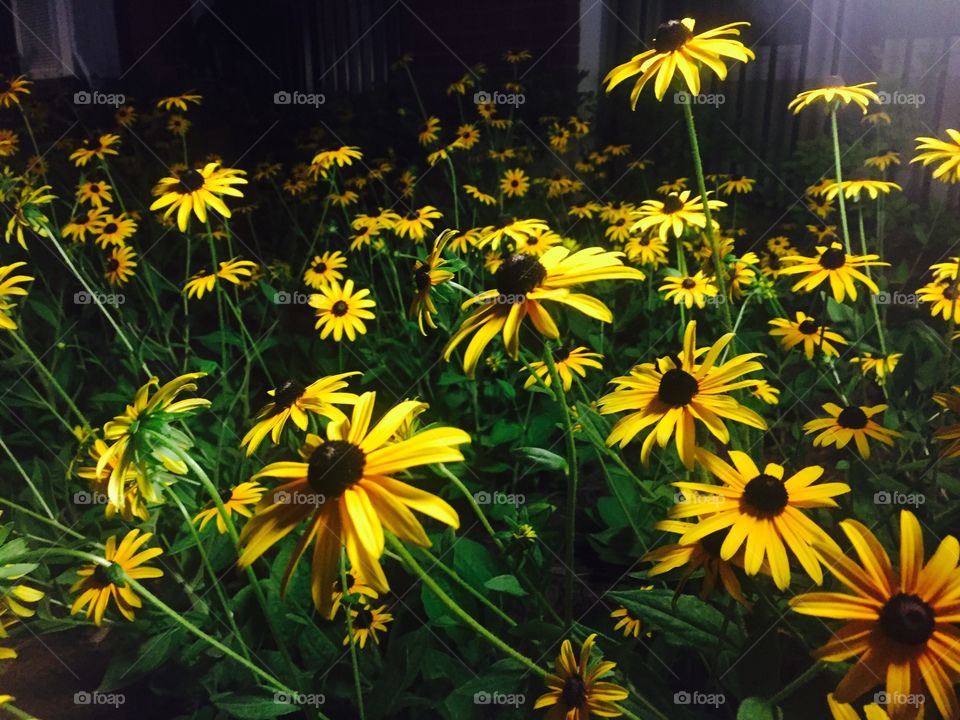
[789,81,880,114]
[804,403,901,458]
[911,129,960,183]
[523,346,603,391]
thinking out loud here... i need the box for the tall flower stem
[444,157,461,228]
[681,101,733,330]
[340,550,366,720]
[0,435,56,521]
[543,343,579,628]
[416,546,518,627]
[204,225,229,372]
[829,108,854,255]
[8,330,92,431]
[856,207,891,376]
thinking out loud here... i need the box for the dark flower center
[106,258,120,272]
[414,265,432,290]
[313,261,327,273]
[879,593,935,645]
[615,218,626,226]
[102,223,118,234]
[271,379,305,411]
[837,406,868,429]
[742,473,789,517]
[511,180,519,187]
[662,194,684,214]
[178,169,205,193]
[658,368,698,407]
[700,529,727,557]
[819,247,847,269]
[307,440,366,498]
[639,237,650,246]
[334,572,357,593]
[527,236,539,245]
[331,300,349,316]
[798,319,819,335]
[943,282,958,300]
[552,345,572,363]
[654,19,693,52]
[90,184,100,193]
[406,211,419,220]
[561,674,587,708]
[92,564,112,585]
[681,278,697,289]
[219,486,235,503]
[767,253,782,270]
[495,254,547,301]
[353,606,375,629]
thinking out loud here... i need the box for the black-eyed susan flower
[673,449,848,589]
[751,380,780,405]
[93,212,137,248]
[393,205,442,242]
[193,481,265,533]
[452,123,480,149]
[310,146,363,179]
[911,129,960,183]
[826,693,894,719]
[918,277,960,322]
[632,191,725,242]
[444,247,644,377]
[418,117,441,146]
[104,245,137,286]
[343,603,393,648]
[238,392,469,615]
[820,179,902,202]
[718,176,756,195]
[512,523,537,543]
[76,438,150,522]
[659,271,718,309]
[610,604,649,639]
[567,201,603,219]
[0,262,33,331]
[790,511,960,720]
[241,373,359,454]
[410,229,455,334]
[804,403,901,458]
[70,529,163,626]
[156,92,202,111]
[598,321,766,469]
[934,386,960,459]
[68,133,121,167]
[517,226,562,257]
[463,184,496,205]
[5,184,55,248]
[303,250,347,289]
[524,346,603,391]
[726,254,757,299]
[862,111,892,126]
[850,352,901,386]
[504,49,532,63]
[166,115,190,136]
[0,75,30,108]
[500,168,530,198]
[0,129,17,158]
[310,279,376,342]
[330,570,379,619]
[657,178,688,194]
[150,162,247,231]
[534,633,629,718]
[477,218,551,251]
[769,311,847,360]
[788,81,880,114]
[865,150,901,172]
[115,105,137,126]
[779,242,887,302]
[326,190,358,207]
[624,233,669,268]
[604,18,754,105]
[76,180,112,208]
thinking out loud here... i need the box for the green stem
[417,546,517,626]
[0,435,55,522]
[9,330,92,430]
[340,550,366,720]
[433,463,501,548]
[829,108,854,256]
[768,661,826,705]
[1,701,39,719]
[0,493,82,539]
[205,225,229,372]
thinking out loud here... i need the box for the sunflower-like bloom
[241,373,360,455]
[309,279,376,342]
[418,117,441,146]
[778,242,888,302]
[934,386,960,459]
[788,81,880,114]
[599,321,766,469]
[0,129,18,158]
[183,258,259,299]
[718,176,756,195]
[631,191,726,241]
[75,438,150,522]
[5,184,56,248]
[911,129,960,183]
[604,17,754,105]
[0,262,33,331]
[76,180,113,208]
[70,529,164,626]
[790,511,960,720]
[659,271,718,308]
[156,93,202,111]
[0,75,31,108]
[657,178,688,194]
[344,603,393,648]
[500,168,530,198]
[104,245,137,286]
[393,206,442,242]
[330,570,379,619]
[311,146,362,178]
[671,449,848,589]
[444,247,645,377]
[478,218,551,251]
[804,403,902,459]
[68,133,121,167]
[93,212,137,248]
[97,374,211,510]
[238,392,469,615]
[625,233,670,267]
[918,277,960,322]
[463,184,496,205]
[769,311,847,360]
[410,229,455,334]
[534,633,629,718]
[303,250,347,289]
[63,207,107,243]
[149,162,247,231]
[820,179,902,202]
[524,345,603,391]
[193,481,265,533]
[850,352,901,386]
[865,150,901,172]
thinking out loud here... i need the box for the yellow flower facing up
[309,279,376,342]
[598,321,766,469]
[150,162,247,231]
[443,247,644,377]
[303,250,347,289]
[68,133,121,167]
[625,233,670,268]
[788,81,880,114]
[534,633,629,718]
[659,271,718,309]
[500,168,530,198]
[631,190,726,242]
[779,242,887,302]
[0,262,33,331]
[410,229,456,334]
[671,449,848,589]
[0,75,31,108]
[70,529,164,626]
[193,481,265,534]
[517,226,562,257]
[76,180,113,208]
[790,511,960,720]
[804,402,902,459]
[156,92,202,111]
[343,603,393,649]
[769,311,847,360]
[918,277,960,323]
[238,392,469,616]
[524,345,603,392]
[604,17,754,105]
[911,129,960,183]
[104,244,137,286]
[93,212,137,248]
[850,352,901,386]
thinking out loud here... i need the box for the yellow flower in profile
[632,191,725,241]
[864,150,901,172]
[850,352,901,386]
[463,184,496,205]
[326,190,358,207]
[75,439,150,522]
[659,271,718,309]
[523,346,603,391]
[149,162,247,231]
[70,529,164,626]
[0,129,18,158]
[534,633,629,718]
[918,277,960,322]
[443,247,644,376]
[718,176,755,195]
[778,242,887,302]
[418,116,441,146]
[156,92,202,111]
[820,179,901,201]
[598,321,766,469]
[0,262,33,331]
[610,605,648,639]
[68,133,121,167]
[768,311,847,359]
[657,178,688,194]
[5,184,55,248]
[500,168,530,198]
[0,75,31,108]
[477,218,550,251]
[788,81,880,114]
[604,17,754,105]
[104,245,137,286]
[862,111,891,126]
[751,379,780,405]
[504,49,532,64]
[238,392,469,615]
[309,279,376,342]
[310,146,362,178]
[303,250,347,289]
[911,129,960,183]
[410,229,455,334]
[804,402,901,458]
[193,481,265,533]
[241,373,359,454]
[393,206,442,242]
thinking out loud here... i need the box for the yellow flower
[659,271,718,308]
[778,242,887,302]
[804,403,902,458]
[418,116,441,146]
[452,123,480,149]
[534,633,629,718]
[310,146,363,179]
[0,75,31,108]
[5,184,55,248]
[309,279,376,342]
[864,150,901,172]
[500,168,530,198]
[166,114,190,136]
[393,206,442,242]
[624,233,669,267]
[149,162,247,231]
[343,603,393,648]
[0,262,33,331]
[477,218,551,251]
[93,212,137,248]
[104,244,137,286]
[0,129,17,158]
[850,352,901,386]
[524,346,603,391]
[193,481,265,533]
[789,81,881,114]
[303,250,348,289]
[657,178,688,194]
[68,133,121,167]
[156,92,202,111]
[750,380,780,405]
[463,184,496,205]
[911,129,960,183]
[410,229,455,334]
[820,179,901,201]
[632,191,725,241]
[768,311,847,359]
[718,176,755,195]
[76,180,113,208]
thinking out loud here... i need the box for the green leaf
[515,447,568,473]
[737,697,781,720]
[212,693,299,718]
[484,575,527,597]
[607,588,740,648]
